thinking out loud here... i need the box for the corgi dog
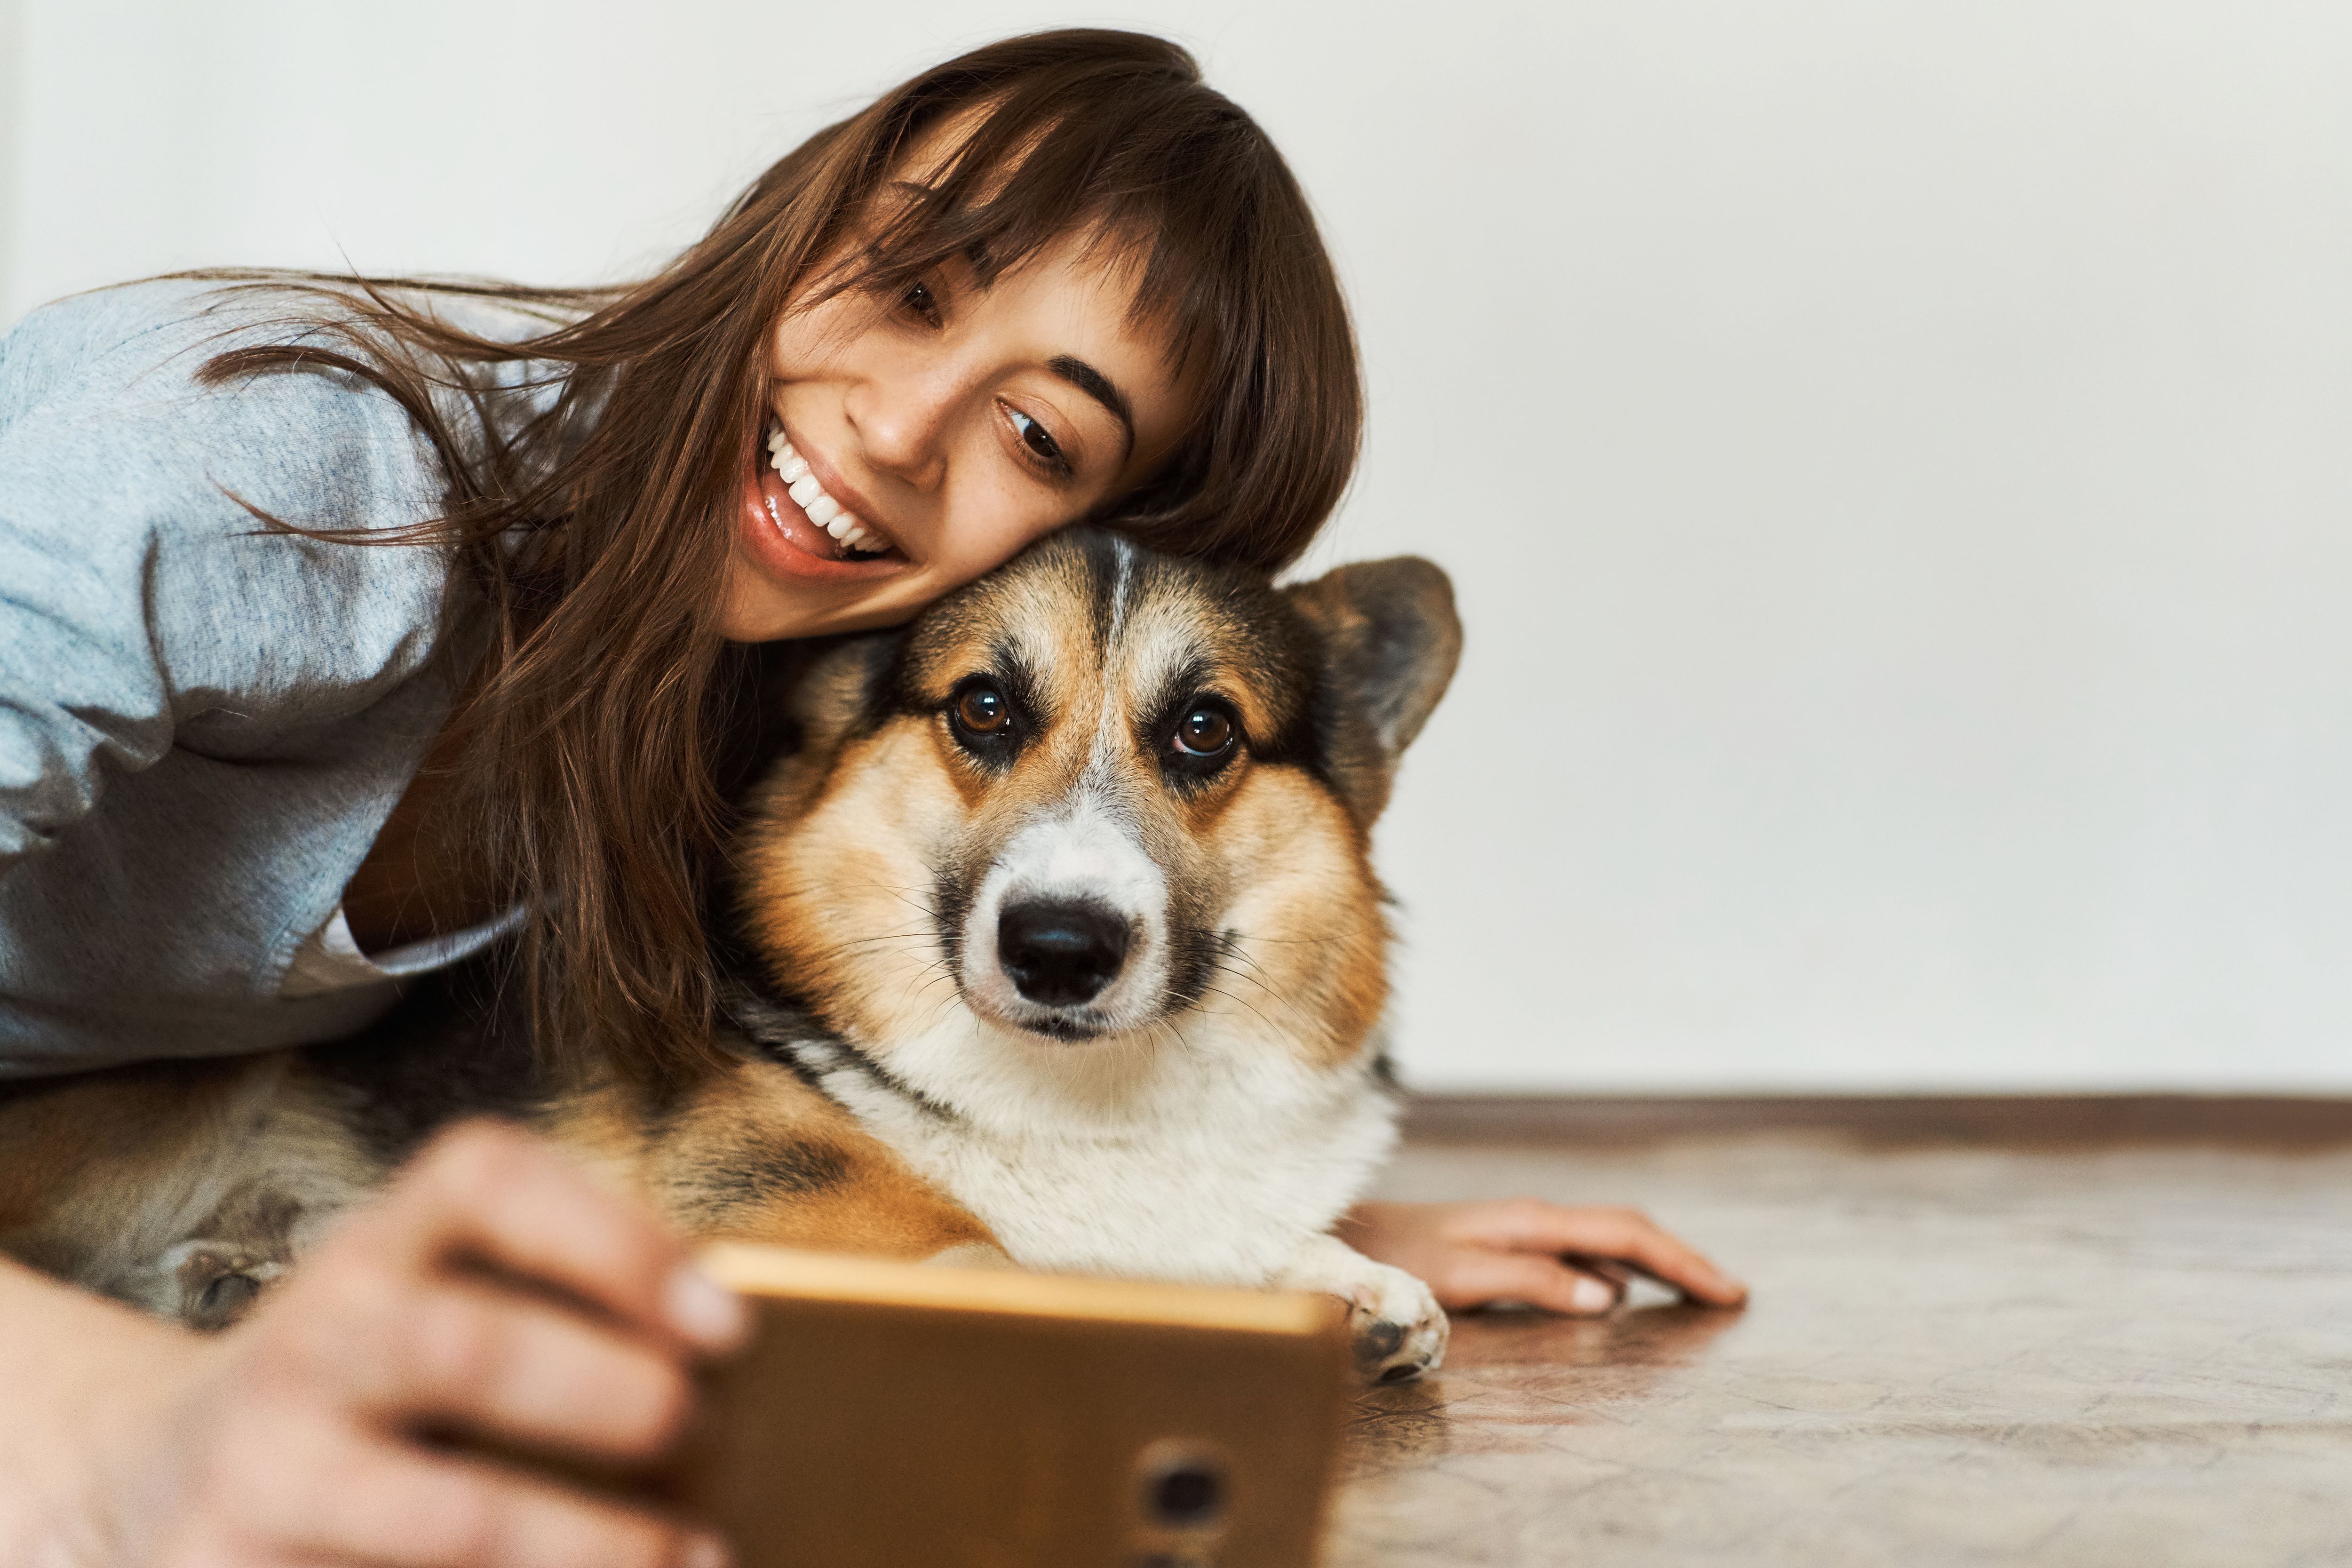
[0,530,1462,1381]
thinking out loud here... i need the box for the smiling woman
[155,30,1361,1083]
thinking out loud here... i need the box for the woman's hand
[32,1120,747,1568]
[1336,1198,1748,1316]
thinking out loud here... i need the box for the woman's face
[723,234,1194,642]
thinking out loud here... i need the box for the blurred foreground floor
[1329,1100,2352,1568]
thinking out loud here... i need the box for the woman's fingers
[1420,1248,1625,1316]
[253,1420,727,1568]
[347,1119,748,1355]
[324,1275,695,1463]
[271,1121,746,1465]
[1340,1199,1750,1312]
[1478,1200,1748,1305]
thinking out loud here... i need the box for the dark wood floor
[1328,1098,2352,1567]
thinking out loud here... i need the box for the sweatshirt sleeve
[0,449,176,866]
[0,282,457,876]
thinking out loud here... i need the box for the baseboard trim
[1399,1092,2352,1148]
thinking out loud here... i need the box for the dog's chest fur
[730,990,1399,1285]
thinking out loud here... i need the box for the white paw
[1275,1235,1449,1384]
[1332,1257,1449,1384]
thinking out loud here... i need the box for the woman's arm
[1339,1199,1748,1316]
[0,1122,742,1568]
[0,284,459,883]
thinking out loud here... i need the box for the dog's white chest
[906,1114,1385,1284]
[809,1032,1399,1287]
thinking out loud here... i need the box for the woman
[0,31,1743,1566]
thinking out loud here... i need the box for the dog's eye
[1172,706,1235,758]
[955,685,1011,735]
[946,676,1025,763]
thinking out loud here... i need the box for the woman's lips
[738,458,906,585]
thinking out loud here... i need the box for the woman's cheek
[961,505,1055,580]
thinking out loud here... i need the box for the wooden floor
[1327,1098,2352,1568]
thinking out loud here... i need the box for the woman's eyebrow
[1048,354,1135,459]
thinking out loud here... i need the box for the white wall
[8,1,2351,1091]
[0,0,20,320]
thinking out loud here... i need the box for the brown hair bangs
[182,29,1361,1082]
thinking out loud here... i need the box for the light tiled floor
[1330,1126,2352,1567]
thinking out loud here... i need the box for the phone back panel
[679,1246,1354,1568]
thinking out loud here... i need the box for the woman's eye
[1174,707,1234,757]
[901,279,942,326]
[1006,407,1069,474]
[955,685,1010,735]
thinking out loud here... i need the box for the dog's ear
[1283,556,1463,825]
[783,631,901,754]
[726,630,901,806]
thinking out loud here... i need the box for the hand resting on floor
[1337,1199,1748,1317]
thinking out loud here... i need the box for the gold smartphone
[667,1244,1355,1568]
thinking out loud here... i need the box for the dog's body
[0,532,1462,1378]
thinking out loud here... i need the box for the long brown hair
[191,29,1361,1080]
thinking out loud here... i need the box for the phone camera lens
[1150,1463,1224,1525]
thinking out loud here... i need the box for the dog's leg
[549,1059,1008,1266]
[675,1129,1008,1266]
[1273,1232,1449,1384]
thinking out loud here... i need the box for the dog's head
[733,530,1460,1070]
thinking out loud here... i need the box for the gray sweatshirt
[0,279,537,1076]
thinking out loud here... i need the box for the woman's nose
[844,368,954,493]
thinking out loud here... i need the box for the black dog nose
[997,900,1130,1007]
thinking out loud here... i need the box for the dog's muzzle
[956,796,1173,1037]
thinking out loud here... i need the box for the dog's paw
[1274,1234,1449,1384]
[162,1242,283,1332]
[1331,1258,1449,1384]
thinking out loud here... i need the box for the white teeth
[766,433,810,484]
[764,425,890,556]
